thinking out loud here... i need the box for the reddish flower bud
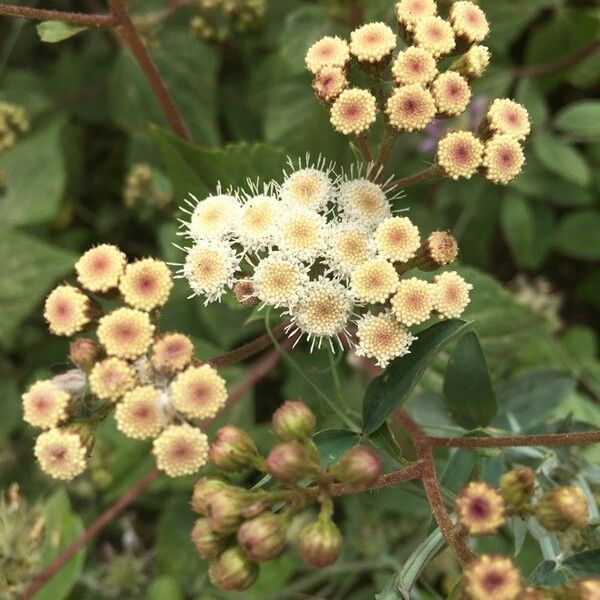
[237,512,287,562]
[566,578,600,600]
[332,446,383,486]
[233,279,259,307]
[191,518,227,559]
[535,486,588,531]
[272,401,316,441]
[297,518,342,568]
[204,487,248,534]
[208,426,259,472]
[69,338,100,372]
[499,468,534,506]
[191,477,229,515]
[266,441,320,483]
[208,547,259,591]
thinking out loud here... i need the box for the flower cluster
[190,0,267,42]
[123,163,172,209]
[305,1,529,185]
[190,401,383,591]
[0,100,29,152]
[22,245,229,480]
[177,160,471,367]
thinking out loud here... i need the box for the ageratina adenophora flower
[44,285,91,336]
[534,486,589,531]
[312,66,348,103]
[392,47,438,86]
[386,84,437,132]
[487,99,531,140]
[115,385,166,439]
[432,72,471,116]
[170,364,228,420]
[330,88,377,135]
[305,36,350,74]
[433,271,472,318]
[349,22,396,64]
[437,131,484,180]
[89,357,136,402]
[566,578,600,600]
[375,216,421,262]
[351,258,400,304]
[458,45,491,78]
[119,258,173,311]
[75,244,126,292]
[152,423,209,477]
[332,446,383,486]
[22,380,70,430]
[413,16,455,58]
[450,1,489,44]
[34,428,87,481]
[395,0,437,31]
[462,554,522,600]
[390,277,435,326]
[455,482,506,535]
[483,135,525,185]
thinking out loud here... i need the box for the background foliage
[0,0,599,597]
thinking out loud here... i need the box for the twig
[0,3,118,28]
[514,40,600,78]
[371,128,397,182]
[429,430,600,448]
[389,165,442,189]
[356,134,373,164]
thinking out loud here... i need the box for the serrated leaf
[362,320,471,434]
[36,21,86,43]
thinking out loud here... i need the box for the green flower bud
[332,446,382,486]
[499,468,534,506]
[205,487,248,534]
[297,518,342,568]
[266,441,320,483]
[191,518,228,560]
[208,426,260,472]
[535,486,588,532]
[191,477,228,515]
[208,547,259,591]
[237,512,287,562]
[272,401,316,441]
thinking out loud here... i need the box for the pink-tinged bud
[233,279,259,307]
[272,401,316,441]
[499,468,535,506]
[208,547,259,591]
[237,512,287,562]
[566,578,600,600]
[204,487,248,534]
[266,441,320,483]
[208,426,259,472]
[242,500,270,520]
[191,477,229,515]
[191,518,227,559]
[332,446,383,486]
[69,338,100,372]
[535,486,588,531]
[297,519,342,568]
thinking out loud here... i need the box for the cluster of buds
[0,101,29,152]
[455,469,589,538]
[122,163,171,209]
[461,554,600,600]
[190,0,267,42]
[306,0,529,185]
[22,245,229,480]
[177,160,471,367]
[190,400,383,591]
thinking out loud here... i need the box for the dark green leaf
[555,101,600,138]
[529,549,600,586]
[369,424,404,464]
[362,320,471,434]
[36,21,86,43]
[314,428,360,466]
[554,210,600,260]
[533,132,590,187]
[515,78,548,127]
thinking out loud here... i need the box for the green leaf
[36,490,85,600]
[362,320,471,434]
[555,101,600,139]
[0,117,67,226]
[314,428,360,466]
[529,549,600,587]
[0,229,76,348]
[146,576,184,600]
[515,78,548,127]
[36,21,86,43]
[533,132,591,187]
[554,210,600,261]
[443,332,497,429]
[369,424,404,464]
[152,126,286,201]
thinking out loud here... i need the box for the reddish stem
[429,430,600,448]
[0,3,118,27]
[390,165,441,189]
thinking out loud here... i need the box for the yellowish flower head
[487,99,531,140]
[459,45,491,78]
[276,207,327,262]
[44,285,90,336]
[386,84,436,131]
[350,22,397,63]
[433,271,472,318]
[338,179,391,227]
[375,216,421,263]
[450,1,489,44]
[425,230,459,266]
[483,135,525,185]
[151,333,194,373]
[22,380,70,429]
[305,36,350,74]
[355,312,415,368]
[119,258,173,312]
[237,194,281,251]
[75,244,126,293]
[463,555,522,600]
[152,424,209,477]
[351,258,399,304]
[568,578,600,600]
[330,89,377,135]
[390,277,434,325]
[115,385,165,439]
[432,72,471,116]
[456,482,507,535]
[392,47,437,86]
[312,66,348,103]
[413,16,455,58]
[188,194,240,240]
[170,364,228,420]
[89,357,136,401]
[34,428,87,481]
[395,0,437,31]
[252,253,309,308]
[97,307,155,359]
[280,168,333,212]
[437,131,484,180]
[325,223,375,277]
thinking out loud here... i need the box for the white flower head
[337,178,392,228]
[180,187,240,241]
[280,156,337,213]
[275,206,327,262]
[324,220,375,278]
[236,193,281,252]
[252,251,309,309]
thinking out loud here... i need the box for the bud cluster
[177,159,470,367]
[306,0,529,185]
[190,401,383,591]
[0,101,29,152]
[122,163,172,209]
[22,245,229,480]
[190,0,267,43]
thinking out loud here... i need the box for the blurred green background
[0,0,599,597]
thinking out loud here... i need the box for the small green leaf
[515,78,548,127]
[443,332,497,429]
[362,320,471,434]
[314,428,360,466]
[554,210,600,261]
[555,101,600,138]
[36,21,86,43]
[533,132,591,187]
[369,424,405,464]
[529,549,600,587]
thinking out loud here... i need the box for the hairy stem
[0,3,118,27]
[429,429,600,448]
[390,165,442,189]
[371,128,397,182]
[356,133,373,163]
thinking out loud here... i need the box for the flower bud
[522,587,553,600]
[241,500,270,520]
[499,468,535,506]
[413,231,459,271]
[233,279,259,307]
[297,518,342,568]
[332,446,382,486]
[272,401,316,441]
[237,512,287,562]
[266,441,320,483]
[69,338,100,372]
[535,486,588,531]
[191,518,227,559]
[566,578,600,600]
[204,487,248,534]
[191,477,228,515]
[208,547,259,591]
[208,426,260,472]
